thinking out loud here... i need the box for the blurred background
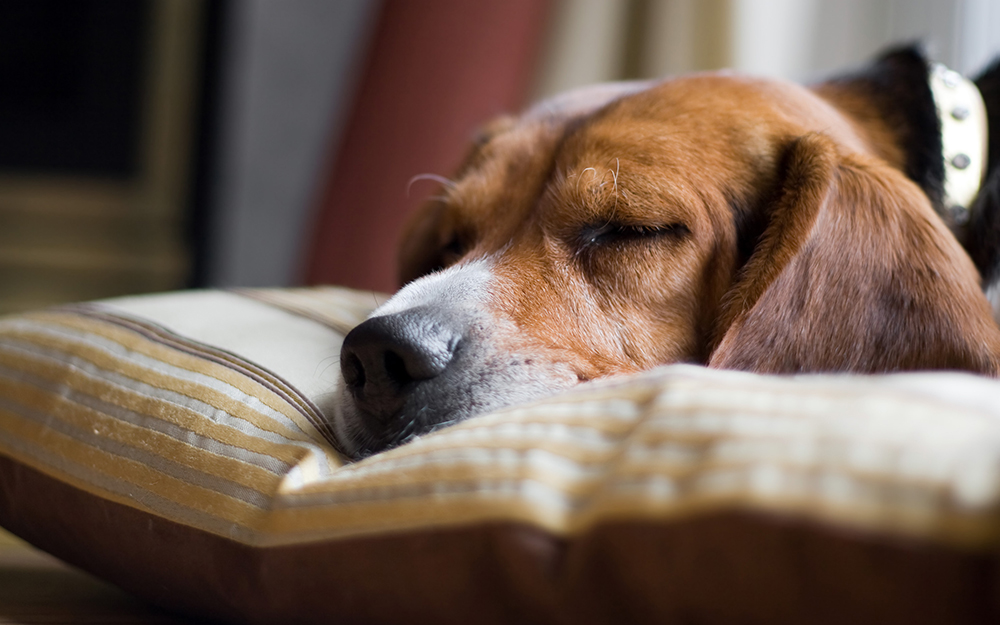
[1,0,998,312]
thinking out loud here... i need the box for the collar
[929,63,989,224]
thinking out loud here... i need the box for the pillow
[2,286,1000,624]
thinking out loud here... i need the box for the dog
[333,45,1000,459]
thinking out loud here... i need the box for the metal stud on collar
[929,63,989,226]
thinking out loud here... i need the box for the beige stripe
[1,320,321,445]
[84,307,333,439]
[0,405,266,524]
[49,311,321,436]
[280,441,966,512]
[256,453,996,545]
[1,359,300,475]
[0,374,287,491]
[95,291,349,434]
[253,480,1000,549]
[19,312,325,441]
[0,340,321,469]
[0,416,262,542]
[0,397,277,510]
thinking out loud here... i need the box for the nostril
[342,351,365,390]
[383,350,412,386]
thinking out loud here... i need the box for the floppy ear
[710,133,1000,375]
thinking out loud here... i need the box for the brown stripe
[231,286,388,334]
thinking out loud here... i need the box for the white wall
[205,0,379,287]
[728,0,998,81]
[535,0,1000,98]
[956,0,1000,75]
[715,0,1000,79]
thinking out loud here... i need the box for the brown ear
[710,133,1000,374]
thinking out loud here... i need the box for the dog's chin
[330,396,406,460]
[330,390,446,460]
[331,362,581,460]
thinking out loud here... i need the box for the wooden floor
[0,530,203,625]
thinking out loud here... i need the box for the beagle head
[334,46,1000,458]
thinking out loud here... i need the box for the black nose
[340,310,461,421]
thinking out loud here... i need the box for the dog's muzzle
[333,261,579,459]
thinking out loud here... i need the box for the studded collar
[929,63,989,224]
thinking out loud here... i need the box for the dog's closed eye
[579,222,690,248]
[436,234,467,267]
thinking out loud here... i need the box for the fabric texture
[2,287,1000,623]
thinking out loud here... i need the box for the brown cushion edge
[2,454,999,625]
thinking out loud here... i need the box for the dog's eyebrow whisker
[609,157,622,212]
[406,173,457,199]
[577,167,599,194]
[410,173,457,187]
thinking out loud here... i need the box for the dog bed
[1,286,1000,624]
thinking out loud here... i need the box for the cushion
[2,286,1000,624]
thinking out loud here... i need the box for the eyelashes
[579,222,690,248]
[439,235,466,263]
[423,235,467,276]
[418,221,689,278]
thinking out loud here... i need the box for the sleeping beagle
[333,46,1000,459]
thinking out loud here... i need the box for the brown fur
[397,73,1000,380]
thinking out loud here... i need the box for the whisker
[316,356,341,378]
[427,417,463,433]
[577,167,598,194]
[407,173,457,198]
[611,157,620,212]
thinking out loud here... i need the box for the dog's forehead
[453,82,667,193]
[443,73,865,242]
[553,74,866,158]
[558,75,835,161]
[464,74,811,185]
[445,117,571,240]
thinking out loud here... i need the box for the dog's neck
[929,63,989,226]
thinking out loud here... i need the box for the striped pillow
[2,286,1000,623]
